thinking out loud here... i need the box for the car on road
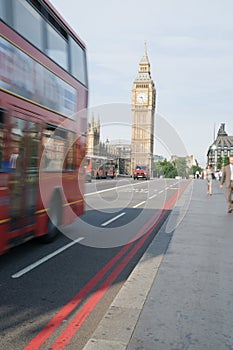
[106,167,116,179]
[133,166,150,180]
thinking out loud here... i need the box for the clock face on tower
[136,92,148,104]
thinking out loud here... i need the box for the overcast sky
[50,0,233,167]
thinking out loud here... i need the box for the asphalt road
[0,177,187,350]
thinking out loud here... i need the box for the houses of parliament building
[86,44,156,176]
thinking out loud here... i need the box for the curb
[83,182,192,349]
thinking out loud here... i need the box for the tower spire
[140,41,149,65]
[144,41,147,55]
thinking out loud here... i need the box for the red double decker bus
[85,155,117,179]
[0,0,88,254]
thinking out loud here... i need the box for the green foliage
[174,158,187,178]
[153,161,163,177]
[154,157,202,178]
[154,159,178,178]
[224,156,229,166]
[216,156,223,170]
[189,165,203,176]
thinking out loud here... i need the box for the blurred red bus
[0,0,88,254]
[85,155,117,179]
[85,155,108,179]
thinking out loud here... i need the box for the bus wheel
[41,190,63,243]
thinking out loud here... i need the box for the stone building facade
[207,123,233,170]
[86,114,100,155]
[130,44,156,176]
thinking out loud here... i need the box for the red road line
[24,180,190,350]
[51,209,167,349]
[23,244,131,350]
[24,211,163,350]
[50,181,190,349]
[24,208,161,350]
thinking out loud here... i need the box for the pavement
[83,179,233,350]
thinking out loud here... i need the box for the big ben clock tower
[131,43,156,176]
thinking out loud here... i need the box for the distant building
[86,114,100,155]
[108,140,131,157]
[108,140,131,175]
[170,155,196,169]
[186,155,198,169]
[153,154,165,163]
[207,123,233,170]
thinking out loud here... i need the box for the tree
[153,161,163,177]
[174,158,187,178]
[216,156,223,170]
[165,162,178,178]
[189,165,203,177]
[154,159,178,178]
[224,156,229,166]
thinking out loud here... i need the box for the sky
[50,0,233,167]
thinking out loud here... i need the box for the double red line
[24,181,189,349]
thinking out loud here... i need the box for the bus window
[70,36,87,86]
[9,117,26,221]
[25,122,40,217]
[46,22,68,70]
[13,0,44,51]
[64,131,75,170]
[42,125,75,171]
[27,122,40,170]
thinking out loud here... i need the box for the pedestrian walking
[206,165,214,195]
[220,155,233,213]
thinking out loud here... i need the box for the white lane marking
[101,212,126,227]
[11,237,84,279]
[133,201,146,208]
[85,180,150,197]
[169,181,180,188]
[149,194,157,199]
[158,190,164,194]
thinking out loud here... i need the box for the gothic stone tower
[86,114,100,155]
[131,44,156,176]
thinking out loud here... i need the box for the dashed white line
[133,201,146,208]
[149,194,157,199]
[101,212,126,227]
[11,237,84,279]
[85,181,144,197]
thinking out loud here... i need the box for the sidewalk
[83,180,233,350]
